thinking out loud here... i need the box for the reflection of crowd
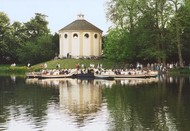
[115,78,159,86]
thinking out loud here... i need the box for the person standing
[56,63,60,69]
[44,63,47,69]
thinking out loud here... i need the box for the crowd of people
[26,61,186,76]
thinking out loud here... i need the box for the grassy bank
[0,65,28,75]
[1,59,190,75]
[0,59,124,74]
[33,59,124,70]
[169,67,190,75]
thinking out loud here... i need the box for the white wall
[71,32,80,57]
[93,33,100,56]
[59,31,102,58]
[63,33,69,57]
[83,32,91,57]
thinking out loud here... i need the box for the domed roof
[59,14,102,32]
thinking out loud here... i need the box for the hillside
[32,58,124,70]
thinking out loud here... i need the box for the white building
[59,14,103,59]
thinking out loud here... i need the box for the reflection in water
[105,76,190,131]
[0,76,59,131]
[59,79,102,126]
[26,77,159,88]
[1,75,190,130]
[115,77,159,86]
[25,78,159,127]
[26,78,112,127]
[10,75,16,83]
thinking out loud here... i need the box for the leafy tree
[169,0,185,67]
[180,7,190,64]
[7,21,27,63]
[52,33,59,57]
[151,0,173,63]
[16,13,55,64]
[17,35,55,64]
[167,2,190,65]
[133,10,158,63]
[105,0,190,66]
[0,12,12,63]
[106,0,140,32]
[24,13,50,40]
[104,28,126,61]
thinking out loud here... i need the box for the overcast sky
[0,0,112,34]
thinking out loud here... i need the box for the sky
[0,0,112,34]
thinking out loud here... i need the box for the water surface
[0,75,190,131]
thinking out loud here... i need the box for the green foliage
[0,12,12,63]
[0,12,55,64]
[52,33,59,56]
[17,35,55,64]
[133,10,160,62]
[169,67,190,75]
[104,28,128,62]
[105,0,190,65]
[0,65,27,74]
[24,13,50,39]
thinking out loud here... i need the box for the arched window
[64,34,68,38]
[73,33,78,38]
[84,33,89,38]
[94,34,98,39]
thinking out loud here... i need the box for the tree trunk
[173,0,184,67]
[175,12,184,67]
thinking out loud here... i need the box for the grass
[1,59,190,75]
[33,58,124,69]
[0,59,125,74]
[0,64,28,75]
[169,67,190,75]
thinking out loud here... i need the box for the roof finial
[77,14,84,20]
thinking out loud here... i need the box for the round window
[64,34,68,38]
[84,33,89,38]
[94,34,98,39]
[73,33,78,38]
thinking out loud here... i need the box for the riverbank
[0,59,122,74]
[0,65,28,75]
[1,59,190,75]
[169,67,190,75]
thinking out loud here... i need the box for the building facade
[59,14,103,59]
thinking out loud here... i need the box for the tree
[0,12,12,63]
[104,28,127,61]
[52,33,59,57]
[168,0,185,67]
[151,0,173,64]
[7,21,27,63]
[17,35,55,64]
[24,13,50,40]
[181,4,190,64]
[106,0,140,32]
[105,0,190,65]
[16,13,55,64]
[167,1,190,65]
[133,10,159,63]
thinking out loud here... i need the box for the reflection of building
[25,78,105,124]
[59,14,103,58]
[59,79,102,115]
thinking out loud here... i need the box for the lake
[0,75,190,131]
